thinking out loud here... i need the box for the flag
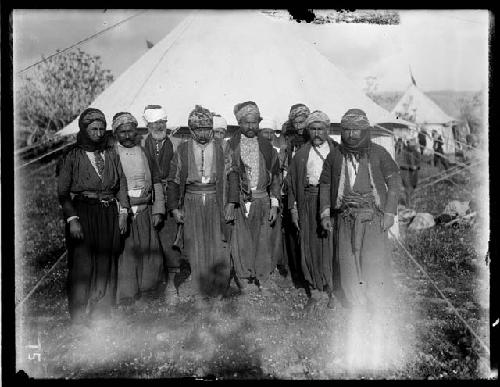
[409,65,417,86]
[146,40,154,49]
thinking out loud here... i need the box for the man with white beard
[141,105,183,304]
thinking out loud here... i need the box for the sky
[13,9,490,92]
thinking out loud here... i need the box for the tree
[15,48,114,146]
[455,91,484,135]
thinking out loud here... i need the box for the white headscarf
[260,118,278,131]
[213,115,227,130]
[143,106,167,123]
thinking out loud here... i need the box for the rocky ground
[15,156,491,379]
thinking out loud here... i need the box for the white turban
[260,118,278,131]
[213,115,227,130]
[143,106,167,123]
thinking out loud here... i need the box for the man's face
[191,127,213,145]
[85,121,106,143]
[239,114,260,138]
[292,115,308,135]
[341,128,363,145]
[260,128,275,142]
[147,120,170,140]
[307,122,328,146]
[213,127,226,140]
[115,123,138,148]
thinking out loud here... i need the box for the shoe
[326,296,335,310]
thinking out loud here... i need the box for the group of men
[57,101,402,326]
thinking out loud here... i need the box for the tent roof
[390,84,456,125]
[58,10,407,136]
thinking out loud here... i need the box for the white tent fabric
[58,10,406,136]
[391,84,456,158]
[391,84,455,124]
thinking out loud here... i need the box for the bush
[15,48,114,146]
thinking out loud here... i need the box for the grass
[15,156,490,379]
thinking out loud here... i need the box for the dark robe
[142,134,180,271]
[397,144,421,206]
[56,145,130,320]
[166,139,231,296]
[319,143,401,307]
[225,132,281,283]
[287,140,338,292]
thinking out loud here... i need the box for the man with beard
[113,112,166,305]
[281,103,310,284]
[141,105,182,304]
[213,114,228,146]
[319,109,401,311]
[167,105,231,303]
[398,137,421,207]
[259,118,286,274]
[56,108,129,325]
[225,101,280,294]
[287,111,338,309]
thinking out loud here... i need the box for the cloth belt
[304,185,320,194]
[250,189,268,199]
[185,184,216,194]
[74,192,116,206]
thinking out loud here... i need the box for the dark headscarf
[339,108,372,159]
[76,108,109,152]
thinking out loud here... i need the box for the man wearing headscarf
[56,108,130,326]
[224,101,281,294]
[281,103,311,285]
[141,105,181,304]
[112,112,166,305]
[319,109,401,311]
[213,114,228,144]
[287,111,338,309]
[167,105,231,303]
[259,118,286,274]
[397,137,421,207]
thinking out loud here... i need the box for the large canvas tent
[57,10,407,137]
[391,83,457,160]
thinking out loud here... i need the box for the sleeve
[225,146,240,204]
[115,153,131,210]
[56,151,77,219]
[152,182,166,215]
[379,147,401,214]
[166,150,181,211]
[319,152,333,217]
[286,156,297,211]
[269,147,281,203]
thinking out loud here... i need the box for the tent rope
[17,11,147,75]
[16,251,67,310]
[390,230,490,356]
[414,160,480,192]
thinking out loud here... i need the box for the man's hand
[172,209,184,224]
[269,206,278,225]
[119,213,128,234]
[291,208,300,230]
[321,216,333,232]
[224,203,236,223]
[152,213,164,228]
[69,219,84,239]
[381,213,395,231]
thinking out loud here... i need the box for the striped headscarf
[340,108,371,131]
[304,110,330,128]
[233,101,261,123]
[188,105,213,129]
[288,103,310,122]
[112,112,138,133]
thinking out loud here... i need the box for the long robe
[56,145,130,319]
[142,134,181,272]
[115,145,166,303]
[287,141,338,292]
[319,143,401,307]
[225,132,281,282]
[167,139,231,296]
